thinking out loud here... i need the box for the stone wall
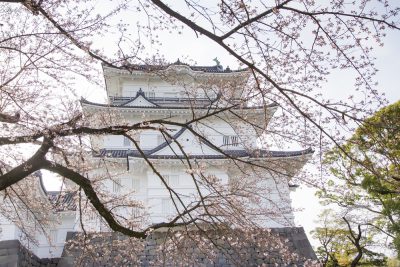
[58,227,317,267]
[0,227,317,267]
[0,240,59,267]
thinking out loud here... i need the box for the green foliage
[312,210,387,266]
[387,258,400,267]
[320,101,400,258]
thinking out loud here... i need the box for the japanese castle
[0,61,316,266]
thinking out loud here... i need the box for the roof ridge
[81,99,278,110]
[103,62,249,73]
[97,147,314,159]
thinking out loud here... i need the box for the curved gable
[123,94,158,107]
[150,129,222,157]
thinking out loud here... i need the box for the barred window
[88,211,97,221]
[223,135,239,146]
[223,135,229,146]
[132,207,142,218]
[145,91,155,98]
[231,136,239,146]
[112,178,121,193]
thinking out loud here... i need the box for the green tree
[312,209,387,266]
[320,101,400,257]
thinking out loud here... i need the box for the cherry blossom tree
[0,0,399,264]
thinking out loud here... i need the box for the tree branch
[220,0,293,40]
[0,138,52,191]
[42,160,147,238]
[0,112,20,123]
[343,216,363,267]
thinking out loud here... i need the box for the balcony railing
[109,96,218,103]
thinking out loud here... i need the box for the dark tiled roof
[96,147,313,159]
[95,126,313,159]
[81,97,278,110]
[39,174,77,212]
[47,191,77,212]
[111,96,216,106]
[103,61,248,73]
[222,149,314,158]
[120,64,164,71]
[189,65,241,73]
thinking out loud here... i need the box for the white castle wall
[0,65,301,259]
[34,214,75,258]
[0,212,75,258]
[82,157,295,231]
[0,216,20,241]
[99,118,255,151]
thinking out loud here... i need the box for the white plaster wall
[104,75,120,97]
[119,74,245,99]
[91,161,294,228]
[151,130,221,156]
[146,166,223,223]
[103,135,128,149]
[34,213,76,258]
[100,120,256,152]
[104,66,249,100]
[231,171,295,228]
[0,217,20,241]
[140,130,161,149]
[82,156,296,236]
[0,212,76,258]
[122,79,188,98]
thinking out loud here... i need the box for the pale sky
[293,28,400,246]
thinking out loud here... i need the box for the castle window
[132,207,142,218]
[126,90,136,97]
[231,136,239,146]
[223,136,229,146]
[145,91,155,98]
[160,174,179,187]
[223,135,239,146]
[132,178,140,192]
[88,211,98,221]
[112,178,121,193]
[50,230,58,243]
[161,198,174,215]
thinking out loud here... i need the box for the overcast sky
[293,28,400,245]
